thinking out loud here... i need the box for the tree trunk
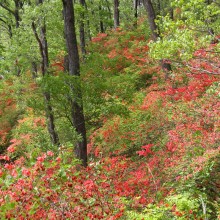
[79,0,86,57]
[14,0,21,28]
[114,0,120,29]
[169,8,174,20]
[143,0,172,77]
[32,0,60,146]
[39,20,60,145]
[31,62,38,78]
[99,5,105,33]
[134,0,138,28]
[44,92,60,145]
[142,0,159,40]
[62,0,87,167]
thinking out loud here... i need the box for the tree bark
[62,0,87,167]
[114,0,120,29]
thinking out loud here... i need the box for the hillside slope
[0,25,220,219]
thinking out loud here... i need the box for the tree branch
[0,3,15,16]
[0,17,7,24]
[31,21,43,56]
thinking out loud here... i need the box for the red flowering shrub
[1,25,220,219]
[0,80,19,152]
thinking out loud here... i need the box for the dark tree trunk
[169,8,174,20]
[134,0,138,28]
[64,55,69,72]
[8,24,12,38]
[79,0,86,57]
[62,0,87,167]
[40,20,60,146]
[143,0,172,77]
[44,92,60,145]
[41,23,60,145]
[0,0,21,28]
[114,0,120,29]
[100,20,104,33]
[142,0,159,40]
[14,0,21,28]
[99,5,105,33]
[32,0,60,146]
[31,62,38,78]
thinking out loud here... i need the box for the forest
[0,0,220,219]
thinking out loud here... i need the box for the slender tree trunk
[8,24,12,38]
[62,0,87,167]
[32,1,60,146]
[40,20,60,145]
[79,0,86,57]
[134,0,138,28]
[169,8,174,20]
[31,62,38,78]
[15,0,21,75]
[143,0,172,78]
[99,5,105,33]
[43,92,60,145]
[14,0,21,28]
[100,20,104,33]
[114,0,120,29]
[142,0,159,40]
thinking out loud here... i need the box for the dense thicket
[0,0,219,219]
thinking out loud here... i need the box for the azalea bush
[0,79,20,153]
[0,151,153,219]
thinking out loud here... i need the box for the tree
[114,0,120,28]
[99,4,105,33]
[32,0,60,146]
[142,0,172,77]
[134,0,139,28]
[0,15,12,38]
[0,0,24,76]
[0,0,23,28]
[62,0,87,166]
[149,0,220,76]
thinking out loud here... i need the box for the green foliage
[150,0,220,63]
[0,1,220,219]
[81,52,138,125]
[0,0,64,75]
[126,192,212,220]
